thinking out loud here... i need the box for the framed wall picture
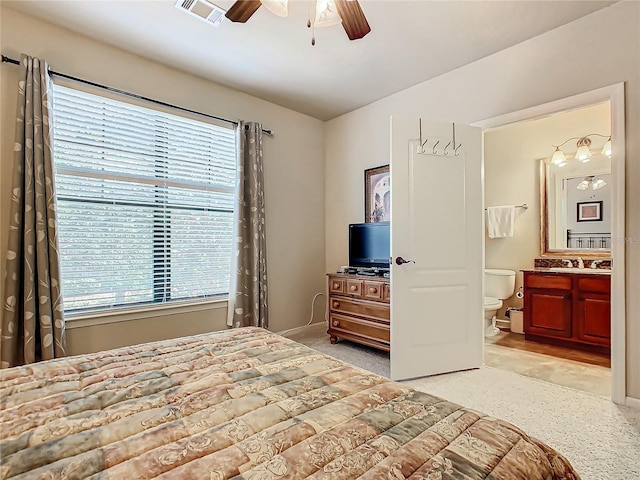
[577,201,603,222]
[365,165,390,223]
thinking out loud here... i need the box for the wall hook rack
[417,119,463,156]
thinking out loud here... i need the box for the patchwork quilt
[0,327,579,479]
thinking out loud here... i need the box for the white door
[390,117,483,381]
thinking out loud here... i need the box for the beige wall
[0,7,326,354]
[484,103,611,314]
[325,2,640,399]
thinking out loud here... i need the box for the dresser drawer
[346,279,363,296]
[329,296,389,323]
[525,273,572,290]
[329,278,345,294]
[363,280,384,300]
[329,313,390,344]
[577,276,611,294]
[383,283,391,301]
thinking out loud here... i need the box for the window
[51,83,237,314]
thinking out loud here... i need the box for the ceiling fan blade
[225,0,262,23]
[335,0,371,40]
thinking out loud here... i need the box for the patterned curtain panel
[1,55,66,368]
[227,122,269,328]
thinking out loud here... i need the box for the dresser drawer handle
[369,287,378,293]
[333,283,340,289]
[350,285,358,292]
[332,320,339,327]
[332,301,340,309]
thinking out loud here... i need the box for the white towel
[487,205,516,238]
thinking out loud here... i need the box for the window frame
[50,78,238,318]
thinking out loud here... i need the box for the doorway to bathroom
[475,84,626,402]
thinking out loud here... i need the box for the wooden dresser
[326,273,390,352]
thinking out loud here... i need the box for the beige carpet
[281,322,640,480]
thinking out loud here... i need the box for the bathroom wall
[484,103,611,314]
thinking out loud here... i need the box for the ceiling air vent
[175,0,227,27]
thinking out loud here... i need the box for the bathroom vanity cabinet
[326,273,390,352]
[523,270,610,354]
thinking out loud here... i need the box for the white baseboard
[625,396,640,410]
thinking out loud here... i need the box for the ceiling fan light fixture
[315,0,342,27]
[261,0,288,17]
[576,178,590,191]
[576,175,607,191]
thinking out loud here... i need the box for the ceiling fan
[225,0,371,41]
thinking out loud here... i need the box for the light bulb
[602,137,612,158]
[261,0,288,17]
[551,147,567,166]
[315,0,341,27]
[592,179,607,190]
[575,145,592,162]
[575,136,592,162]
[576,180,590,190]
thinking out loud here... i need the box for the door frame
[473,83,626,405]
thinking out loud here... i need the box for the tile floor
[485,331,611,397]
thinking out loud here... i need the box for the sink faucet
[563,259,573,268]
[577,257,584,269]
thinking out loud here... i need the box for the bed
[0,327,579,479]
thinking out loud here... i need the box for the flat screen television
[349,221,390,269]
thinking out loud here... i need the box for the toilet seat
[484,296,502,310]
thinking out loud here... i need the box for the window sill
[64,298,228,329]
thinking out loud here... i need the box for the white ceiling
[5,0,616,121]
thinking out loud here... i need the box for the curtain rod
[1,54,274,137]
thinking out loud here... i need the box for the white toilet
[484,269,516,336]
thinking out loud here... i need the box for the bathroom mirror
[540,154,611,257]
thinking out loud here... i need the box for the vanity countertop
[521,268,612,275]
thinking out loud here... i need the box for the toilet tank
[484,269,516,299]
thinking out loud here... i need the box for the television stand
[326,273,390,352]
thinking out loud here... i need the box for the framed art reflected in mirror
[577,201,603,222]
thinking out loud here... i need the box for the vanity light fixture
[601,136,612,157]
[576,175,608,191]
[550,133,611,166]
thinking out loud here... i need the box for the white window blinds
[51,83,237,314]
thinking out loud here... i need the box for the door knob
[395,256,415,265]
